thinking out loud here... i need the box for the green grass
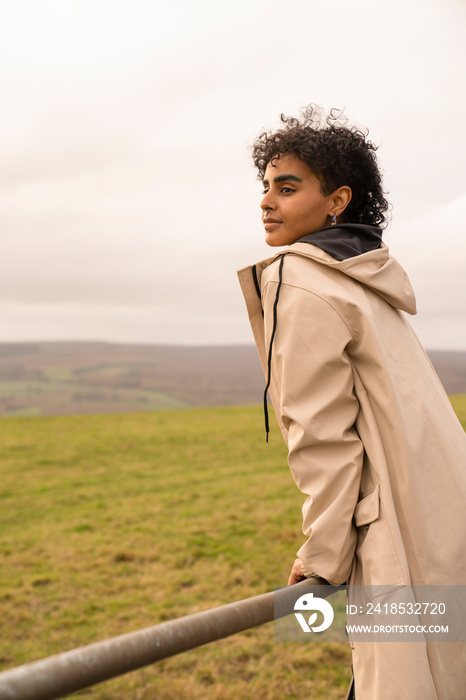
[1,400,464,698]
[450,394,466,426]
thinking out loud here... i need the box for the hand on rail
[287,558,307,586]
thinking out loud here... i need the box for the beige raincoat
[238,241,466,699]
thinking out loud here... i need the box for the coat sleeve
[262,275,363,586]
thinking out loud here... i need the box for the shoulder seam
[262,278,355,342]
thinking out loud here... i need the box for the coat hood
[282,238,417,315]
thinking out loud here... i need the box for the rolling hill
[0,342,464,417]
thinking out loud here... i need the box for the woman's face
[261,154,335,247]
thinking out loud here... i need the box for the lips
[263,217,282,230]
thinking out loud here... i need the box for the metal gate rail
[0,577,335,700]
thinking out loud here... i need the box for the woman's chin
[265,232,288,247]
[265,233,300,248]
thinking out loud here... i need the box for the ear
[329,186,352,218]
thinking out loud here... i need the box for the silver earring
[331,214,337,226]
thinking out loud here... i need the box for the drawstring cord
[263,254,285,442]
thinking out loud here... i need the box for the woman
[237,106,466,699]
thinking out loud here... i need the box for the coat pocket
[352,482,403,586]
[354,482,380,527]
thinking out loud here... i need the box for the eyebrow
[262,174,303,186]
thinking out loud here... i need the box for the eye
[281,186,295,194]
[261,188,269,195]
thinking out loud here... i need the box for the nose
[260,190,276,211]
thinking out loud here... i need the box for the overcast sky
[1,0,465,350]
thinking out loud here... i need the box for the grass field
[1,398,465,699]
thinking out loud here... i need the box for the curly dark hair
[252,105,389,228]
